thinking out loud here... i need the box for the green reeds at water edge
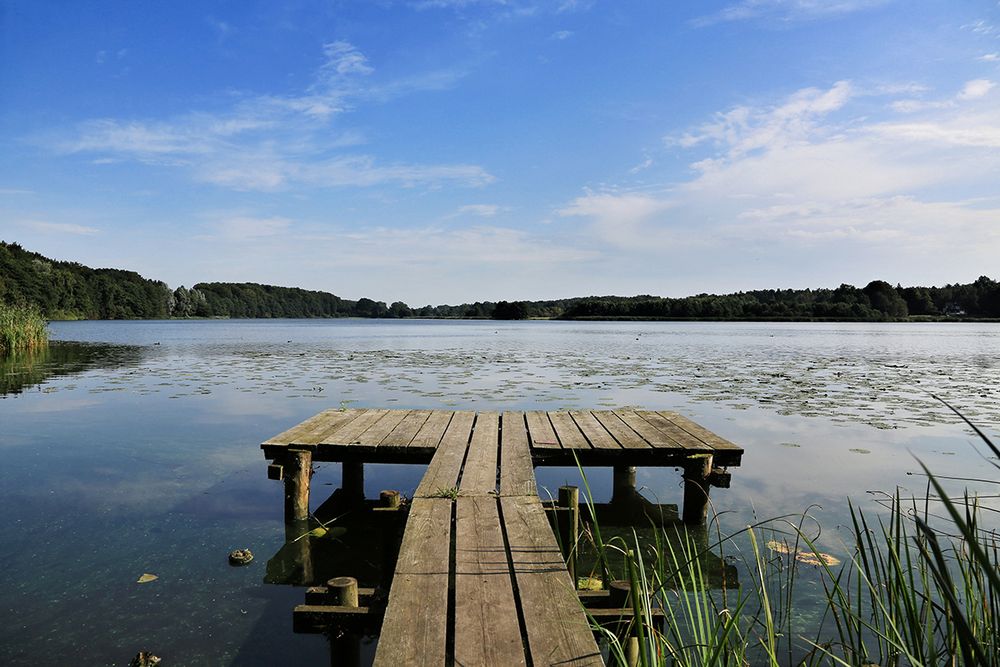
[0,301,49,355]
[575,415,1000,666]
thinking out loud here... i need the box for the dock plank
[454,496,526,666]
[659,411,744,460]
[408,410,455,449]
[414,412,474,497]
[592,410,650,449]
[460,412,500,495]
[380,409,433,447]
[636,411,712,453]
[549,411,591,450]
[373,498,452,667]
[356,410,411,446]
[614,410,683,449]
[500,412,535,497]
[501,495,603,666]
[525,411,560,449]
[263,408,361,447]
[320,409,391,445]
[570,410,621,450]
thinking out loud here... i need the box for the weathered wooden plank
[460,412,500,496]
[525,411,560,449]
[614,410,684,449]
[354,410,410,445]
[455,496,526,666]
[659,411,744,455]
[263,408,360,446]
[373,498,452,667]
[380,409,433,447]
[549,411,591,450]
[569,410,621,450]
[500,411,536,497]
[636,411,712,453]
[408,410,455,449]
[319,409,391,445]
[592,410,650,449]
[414,412,475,497]
[501,495,603,666]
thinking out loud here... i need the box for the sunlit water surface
[1,319,997,665]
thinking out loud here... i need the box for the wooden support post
[682,454,713,525]
[284,450,313,524]
[608,580,639,666]
[342,461,364,503]
[379,490,400,509]
[326,577,361,667]
[612,465,637,504]
[557,486,579,585]
[285,521,314,584]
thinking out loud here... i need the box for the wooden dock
[261,408,742,665]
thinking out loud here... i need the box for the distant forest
[2,240,999,321]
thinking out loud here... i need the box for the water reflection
[0,342,146,396]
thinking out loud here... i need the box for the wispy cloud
[52,42,489,192]
[692,0,888,27]
[19,220,100,235]
[212,215,293,239]
[453,203,504,217]
[565,77,1000,266]
[978,53,1000,62]
[550,30,573,40]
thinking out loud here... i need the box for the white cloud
[978,53,1000,63]
[675,81,852,159]
[693,0,888,27]
[19,220,100,235]
[550,30,573,40]
[52,43,488,192]
[455,204,503,216]
[563,77,1000,272]
[213,216,293,239]
[958,78,996,100]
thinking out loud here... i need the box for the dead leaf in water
[795,552,841,567]
[137,573,158,584]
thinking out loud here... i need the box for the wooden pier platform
[261,408,742,665]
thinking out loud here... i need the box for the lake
[1,319,997,665]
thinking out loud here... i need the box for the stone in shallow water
[129,652,161,667]
[228,548,254,566]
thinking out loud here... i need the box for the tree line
[2,241,999,321]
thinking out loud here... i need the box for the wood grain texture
[454,496,526,666]
[320,409,391,445]
[501,495,603,666]
[659,411,743,454]
[355,410,411,446]
[408,410,455,449]
[549,411,590,450]
[380,409,433,446]
[263,408,361,447]
[414,412,474,498]
[569,411,620,450]
[614,410,683,449]
[460,412,500,495]
[500,411,536,497]
[591,410,650,449]
[636,411,712,452]
[525,411,560,449]
[373,498,452,667]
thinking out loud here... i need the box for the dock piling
[682,454,713,525]
[284,449,313,524]
[557,485,579,584]
[342,461,364,503]
[612,465,637,504]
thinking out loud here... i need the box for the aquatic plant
[577,412,1000,666]
[0,301,48,356]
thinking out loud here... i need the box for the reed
[0,301,48,356]
[577,413,1000,666]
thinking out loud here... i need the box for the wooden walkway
[262,409,743,666]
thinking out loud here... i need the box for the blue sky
[2,1,999,305]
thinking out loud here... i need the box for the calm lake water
[1,319,998,665]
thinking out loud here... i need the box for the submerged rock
[129,652,161,667]
[228,548,254,566]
